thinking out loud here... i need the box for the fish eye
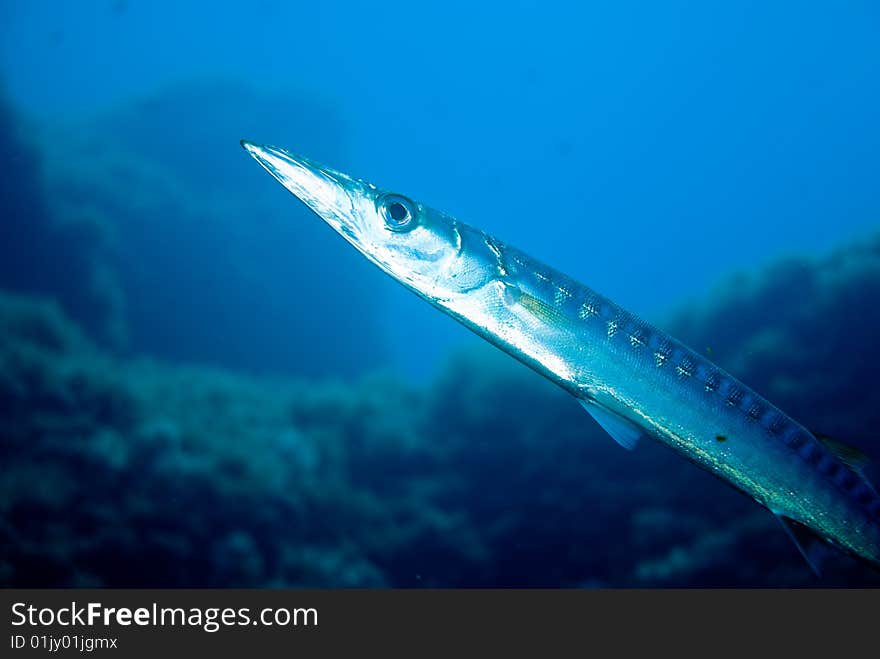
[378,194,416,232]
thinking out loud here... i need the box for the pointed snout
[240,140,357,227]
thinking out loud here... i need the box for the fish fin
[812,431,878,494]
[772,512,832,577]
[812,431,871,474]
[579,399,644,451]
[517,290,567,325]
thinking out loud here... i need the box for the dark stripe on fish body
[817,454,838,477]
[783,427,805,449]
[799,440,821,464]
[606,318,619,339]
[553,285,573,307]
[764,411,787,436]
[852,483,874,506]
[579,297,600,320]
[834,467,857,492]
[704,371,721,393]
[654,339,673,367]
[746,402,765,422]
[546,273,880,525]
[725,386,744,407]
[673,353,694,378]
[628,325,647,349]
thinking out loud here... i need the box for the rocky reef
[1,82,388,377]
[1,83,879,587]
[2,226,879,587]
[0,90,124,347]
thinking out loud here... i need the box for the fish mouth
[240,140,357,231]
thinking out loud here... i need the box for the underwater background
[1,1,879,586]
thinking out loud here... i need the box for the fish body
[242,141,880,570]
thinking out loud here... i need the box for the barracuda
[241,140,880,573]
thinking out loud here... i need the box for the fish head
[242,141,484,301]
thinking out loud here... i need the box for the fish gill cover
[1,81,879,585]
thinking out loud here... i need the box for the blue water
[3,0,879,376]
[1,1,879,586]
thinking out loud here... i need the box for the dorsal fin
[579,399,645,451]
[772,512,833,577]
[812,432,871,473]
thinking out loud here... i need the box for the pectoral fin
[773,512,832,577]
[812,431,878,498]
[579,399,645,451]
[813,432,875,483]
